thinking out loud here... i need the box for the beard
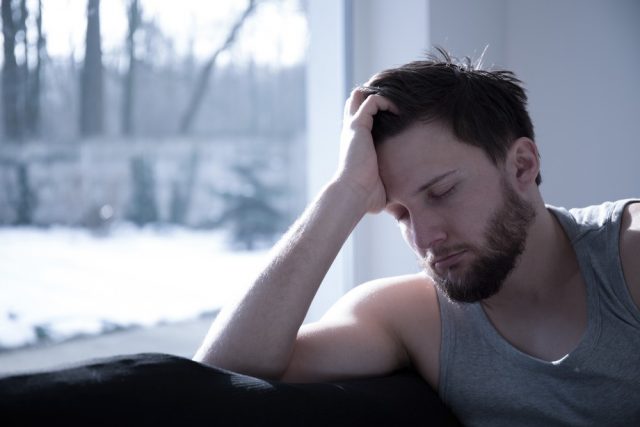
[421,180,536,303]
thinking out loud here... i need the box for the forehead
[376,121,497,199]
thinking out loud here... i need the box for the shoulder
[328,273,439,324]
[328,273,442,386]
[620,202,640,307]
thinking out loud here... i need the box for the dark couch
[0,353,460,426]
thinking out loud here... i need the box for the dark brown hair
[364,48,540,185]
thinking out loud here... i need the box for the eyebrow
[412,170,459,197]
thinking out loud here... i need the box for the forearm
[193,179,368,378]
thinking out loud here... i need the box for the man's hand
[334,88,398,214]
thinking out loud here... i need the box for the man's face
[377,121,535,303]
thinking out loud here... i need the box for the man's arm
[193,90,401,380]
[281,274,441,385]
[620,202,640,308]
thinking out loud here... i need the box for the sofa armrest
[0,352,460,426]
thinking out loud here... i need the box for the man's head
[364,47,540,185]
[369,49,541,303]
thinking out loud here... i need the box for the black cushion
[0,353,460,426]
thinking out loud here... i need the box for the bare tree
[25,0,45,137]
[122,0,141,136]
[80,0,104,137]
[17,0,28,134]
[1,0,44,140]
[178,0,256,134]
[2,0,21,141]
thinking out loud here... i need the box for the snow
[0,225,269,350]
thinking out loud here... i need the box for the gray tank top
[436,199,640,426]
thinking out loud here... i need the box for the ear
[505,138,540,191]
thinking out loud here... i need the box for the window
[0,0,308,373]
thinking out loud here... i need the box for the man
[194,50,640,425]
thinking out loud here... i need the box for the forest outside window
[0,0,308,371]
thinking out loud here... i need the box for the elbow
[192,348,289,381]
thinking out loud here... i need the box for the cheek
[444,207,491,246]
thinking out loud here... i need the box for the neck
[484,201,579,308]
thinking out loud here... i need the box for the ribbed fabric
[437,199,640,426]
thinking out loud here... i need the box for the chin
[439,275,504,304]
[424,264,503,304]
[425,257,469,283]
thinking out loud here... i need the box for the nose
[407,213,447,254]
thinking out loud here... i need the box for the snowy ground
[0,225,269,350]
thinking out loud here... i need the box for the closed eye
[429,184,456,200]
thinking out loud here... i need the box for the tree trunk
[1,0,22,141]
[122,0,140,136]
[25,0,45,136]
[26,0,44,137]
[80,0,104,137]
[178,0,256,134]
[17,0,28,135]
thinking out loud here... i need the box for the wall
[504,0,640,207]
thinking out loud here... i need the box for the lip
[433,250,467,272]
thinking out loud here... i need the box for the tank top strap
[549,199,640,325]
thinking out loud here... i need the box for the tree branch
[178,0,256,134]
